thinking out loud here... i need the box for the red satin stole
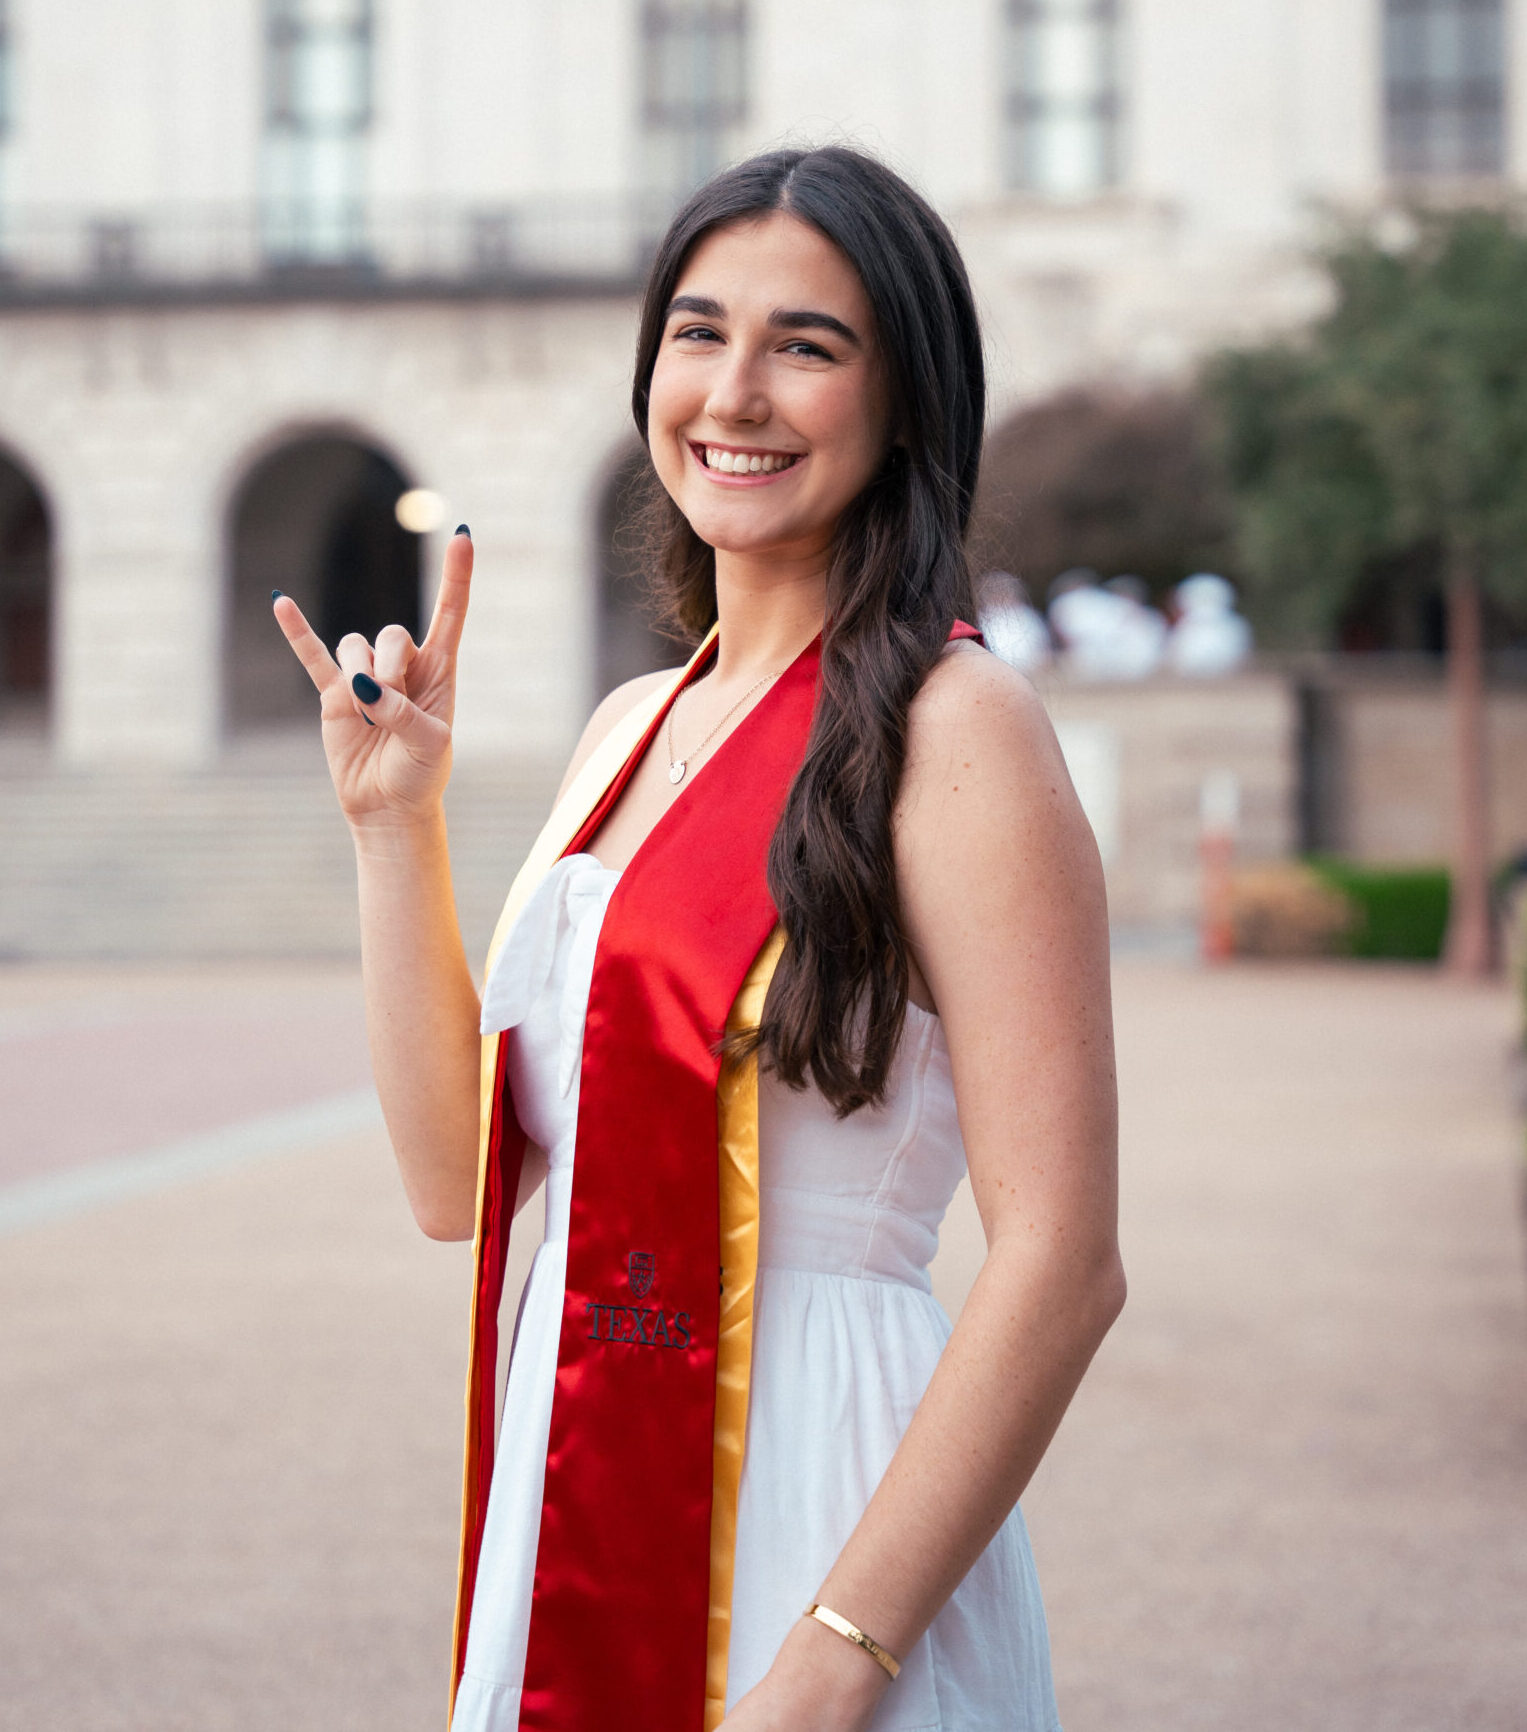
[463,632,820,1731]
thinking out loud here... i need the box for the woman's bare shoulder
[895,640,1109,1054]
[896,638,1097,896]
[554,666,682,801]
[902,640,1064,797]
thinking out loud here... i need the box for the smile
[688,440,805,483]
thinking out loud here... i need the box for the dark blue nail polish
[271,589,284,601]
[352,672,382,704]
[363,715,375,727]
[455,523,471,539]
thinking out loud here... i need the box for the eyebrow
[664,294,863,349]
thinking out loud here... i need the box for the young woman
[275,146,1122,1732]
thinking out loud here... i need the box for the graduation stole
[451,624,815,1732]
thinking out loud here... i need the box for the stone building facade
[0,0,1520,951]
[1,296,636,763]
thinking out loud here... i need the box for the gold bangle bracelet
[802,1602,902,1680]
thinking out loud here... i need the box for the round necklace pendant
[668,760,686,785]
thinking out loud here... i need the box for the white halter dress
[452,853,1060,1732]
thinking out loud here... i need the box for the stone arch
[223,424,424,729]
[0,443,55,734]
[591,439,685,701]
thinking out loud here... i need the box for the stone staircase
[0,734,563,962]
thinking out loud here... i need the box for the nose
[704,344,770,427]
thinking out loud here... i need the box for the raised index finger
[272,592,343,695]
[423,527,473,658]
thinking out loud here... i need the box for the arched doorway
[0,450,53,733]
[225,432,422,729]
[595,443,683,700]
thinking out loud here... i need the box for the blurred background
[1,3,1525,1729]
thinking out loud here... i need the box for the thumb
[349,670,450,756]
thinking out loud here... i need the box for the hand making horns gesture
[271,526,473,826]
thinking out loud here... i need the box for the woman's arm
[348,808,483,1239]
[274,532,483,1239]
[725,647,1124,1729]
[277,536,678,1243]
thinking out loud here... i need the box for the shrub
[1305,859,1452,961]
[1231,862,1356,957]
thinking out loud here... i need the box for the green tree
[1204,208,1527,974]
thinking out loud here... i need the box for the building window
[0,0,11,145]
[1384,0,1505,178]
[262,0,374,264]
[641,0,748,210]
[1002,0,1122,199]
[0,0,12,256]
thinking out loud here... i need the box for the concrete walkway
[1020,961,1527,1732]
[0,957,1522,1730]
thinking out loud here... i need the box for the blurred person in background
[1164,573,1253,678]
[273,145,1121,1732]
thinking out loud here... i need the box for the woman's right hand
[272,527,473,831]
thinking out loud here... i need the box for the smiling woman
[272,145,1120,1732]
[647,230,885,563]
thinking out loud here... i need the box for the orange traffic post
[1199,769,1239,964]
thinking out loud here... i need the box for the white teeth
[701,446,799,473]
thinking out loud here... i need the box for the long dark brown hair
[631,146,986,1115]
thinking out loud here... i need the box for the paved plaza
[0,955,1523,1730]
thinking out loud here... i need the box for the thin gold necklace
[665,667,783,785]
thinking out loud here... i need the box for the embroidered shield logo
[627,1250,656,1298]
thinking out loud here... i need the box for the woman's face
[646,211,892,568]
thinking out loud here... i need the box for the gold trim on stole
[706,926,784,1729]
[451,630,728,1716]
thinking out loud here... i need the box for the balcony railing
[0,198,671,304]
